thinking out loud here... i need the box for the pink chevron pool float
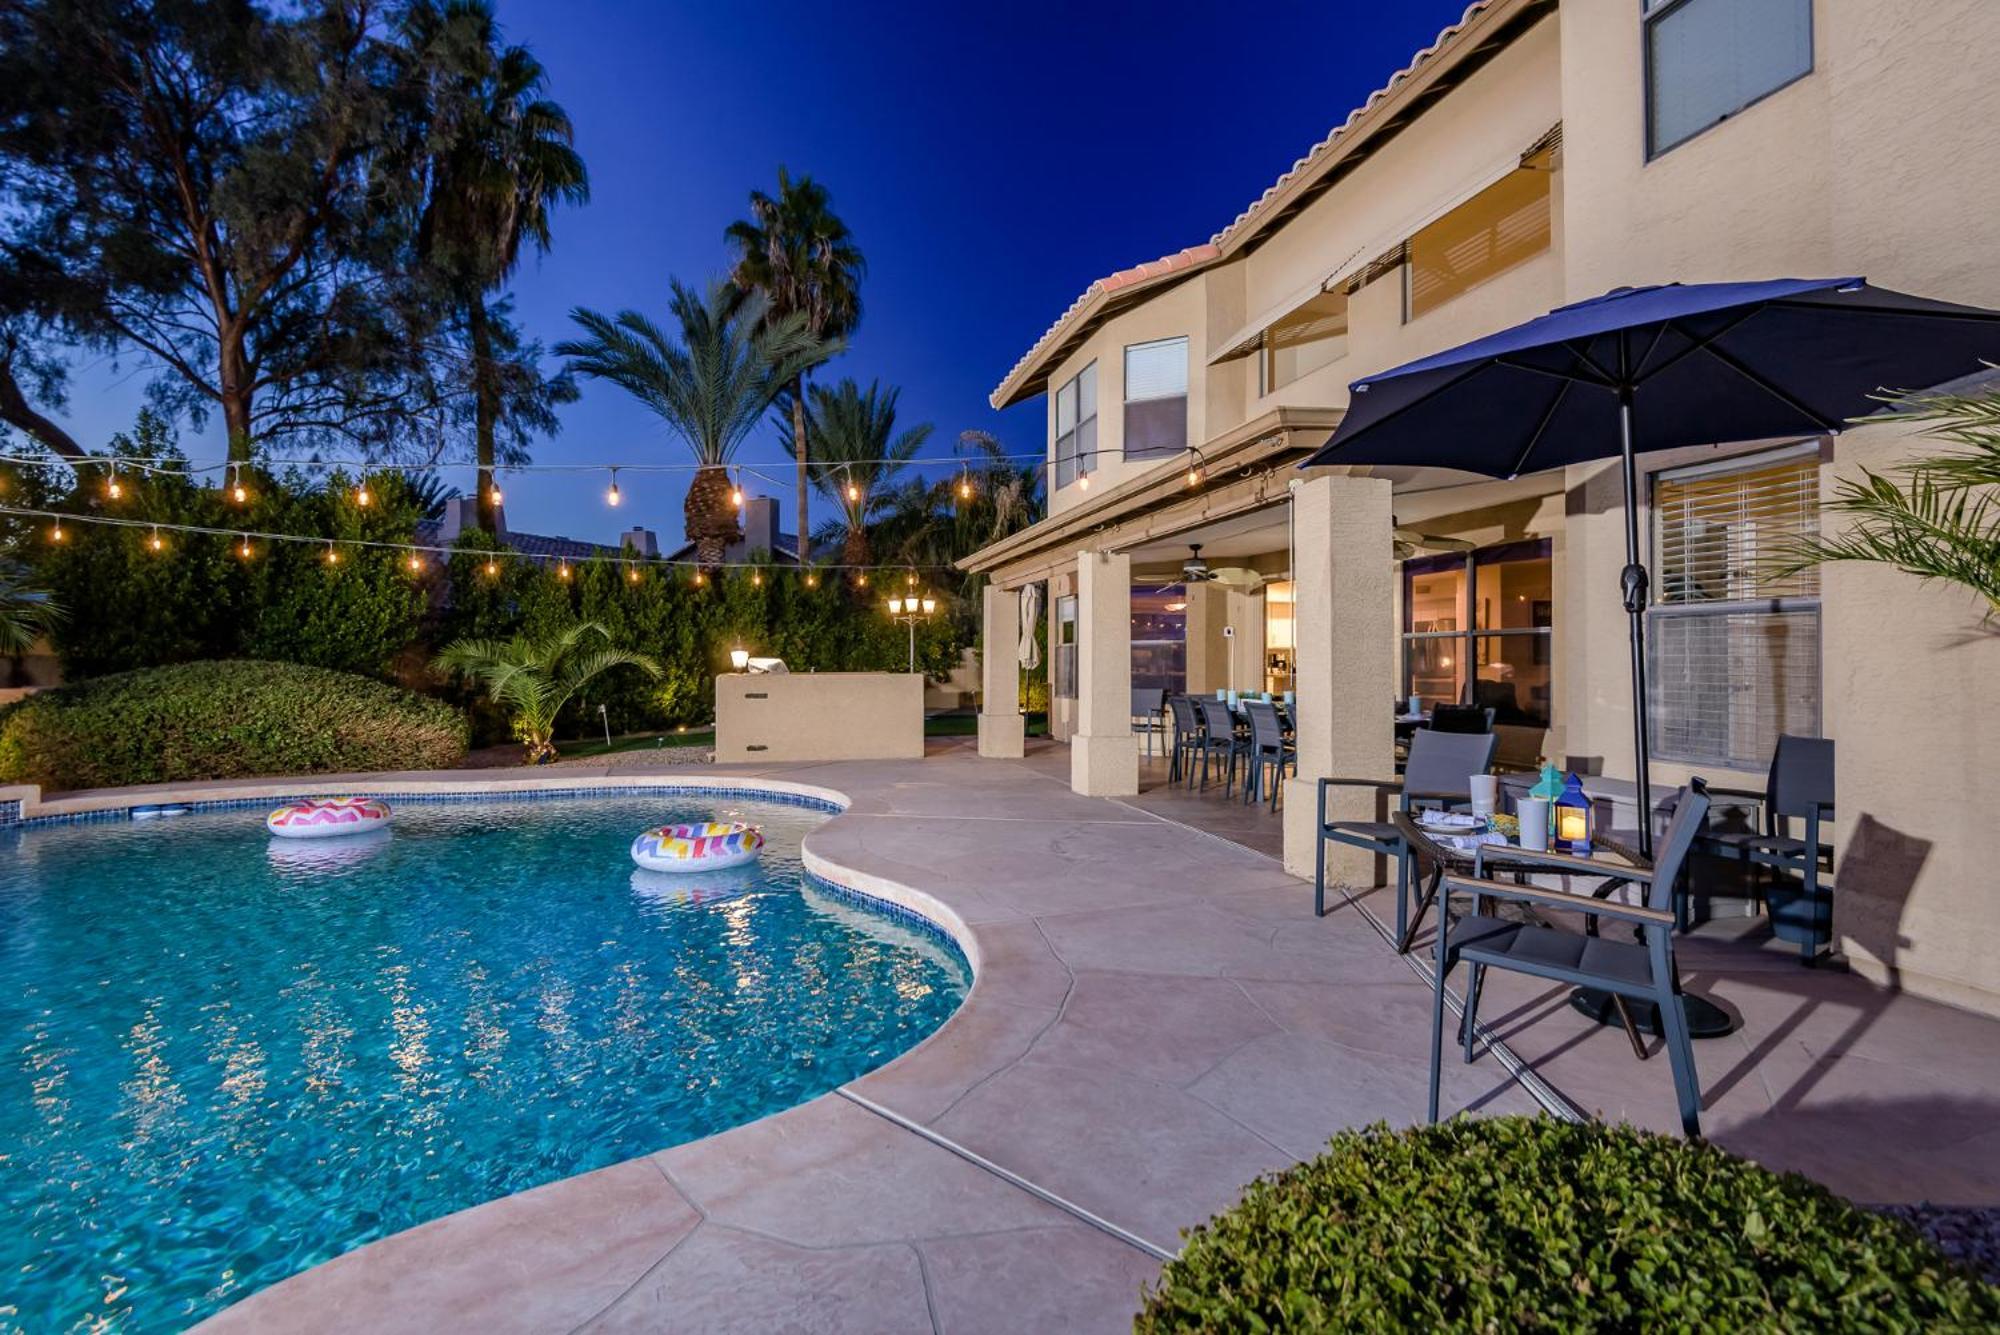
[629,821,764,873]
[265,797,394,840]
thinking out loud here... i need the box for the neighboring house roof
[988,0,1552,409]
[658,531,811,567]
[413,519,614,562]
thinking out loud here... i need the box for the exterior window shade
[1264,289,1349,392]
[1646,0,1812,157]
[1053,362,1097,489]
[1124,337,1188,460]
[1649,447,1821,769]
[1405,167,1551,321]
[1053,595,1078,699]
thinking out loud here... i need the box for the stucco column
[1071,549,1139,796]
[977,583,1026,758]
[1282,474,1397,881]
[1183,582,1228,695]
[1226,586,1266,692]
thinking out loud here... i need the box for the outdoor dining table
[1404,811,1738,1043]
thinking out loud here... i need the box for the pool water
[0,795,968,1332]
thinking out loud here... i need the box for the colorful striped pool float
[629,821,764,873]
[265,797,393,840]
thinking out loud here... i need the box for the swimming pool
[0,792,969,1331]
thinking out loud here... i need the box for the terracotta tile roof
[989,0,1509,409]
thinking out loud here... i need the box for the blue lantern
[1554,773,1593,855]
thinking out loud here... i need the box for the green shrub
[1137,1118,2000,1332]
[0,660,468,790]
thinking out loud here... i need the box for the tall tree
[0,0,438,460]
[404,0,586,531]
[726,169,865,559]
[557,280,825,569]
[787,378,929,570]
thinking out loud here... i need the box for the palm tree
[433,622,660,764]
[0,560,59,657]
[786,379,930,570]
[726,170,866,561]
[557,280,826,568]
[407,0,588,532]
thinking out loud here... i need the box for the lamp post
[885,594,936,673]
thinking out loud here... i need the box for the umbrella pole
[1617,388,1655,858]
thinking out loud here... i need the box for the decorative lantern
[729,647,750,672]
[1554,773,1593,855]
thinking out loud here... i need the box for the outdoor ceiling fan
[1155,544,1265,593]
[1393,519,1476,561]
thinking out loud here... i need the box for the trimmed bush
[1137,1118,2000,1331]
[0,660,468,790]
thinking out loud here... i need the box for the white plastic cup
[1470,775,1498,818]
[1517,797,1549,851]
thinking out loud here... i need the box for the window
[1123,337,1188,460]
[1402,539,1553,727]
[1645,0,1812,157]
[1263,290,1349,393]
[1053,362,1097,490]
[1131,585,1187,695]
[1053,595,1078,699]
[1649,446,1820,768]
[1405,167,1552,321]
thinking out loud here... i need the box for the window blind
[1647,0,1813,156]
[1124,338,1187,460]
[1124,338,1187,401]
[1648,447,1821,768]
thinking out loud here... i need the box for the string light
[355,481,372,507]
[693,570,705,587]
[489,481,504,505]
[557,559,571,580]
[1077,473,1090,491]
[148,525,164,552]
[805,572,817,588]
[627,564,640,584]
[325,541,339,566]
[957,472,973,501]
[856,572,868,588]
[106,468,123,500]
[484,557,498,578]
[49,518,63,543]
[730,474,744,509]
[406,552,423,573]
[605,469,621,507]
[1185,448,1206,489]
[229,463,248,505]
[751,570,761,587]
[238,536,253,559]
[847,481,860,503]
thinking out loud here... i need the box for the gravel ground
[1875,1205,2000,1283]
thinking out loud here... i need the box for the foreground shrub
[0,660,468,790]
[1137,1118,2000,1332]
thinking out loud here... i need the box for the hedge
[1136,1118,2000,1331]
[0,660,468,790]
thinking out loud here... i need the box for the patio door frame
[1400,536,1554,723]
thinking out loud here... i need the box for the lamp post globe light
[885,593,936,674]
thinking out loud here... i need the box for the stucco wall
[714,673,924,763]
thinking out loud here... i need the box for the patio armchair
[1241,699,1295,811]
[1314,729,1498,949]
[1192,695,1250,796]
[1130,688,1167,760]
[1692,734,1835,961]
[1165,695,1201,785]
[1412,779,1714,1138]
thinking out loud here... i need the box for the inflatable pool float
[630,821,764,873]
[266,797,393,839]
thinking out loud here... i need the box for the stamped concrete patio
[91,735,1995,1332]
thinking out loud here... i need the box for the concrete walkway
[60,736,1977,1333]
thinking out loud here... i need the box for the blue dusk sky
[57,0,1476,544]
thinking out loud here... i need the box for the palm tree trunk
[686,464,740,570]
[791,373,809,563]
[470,291,499,533]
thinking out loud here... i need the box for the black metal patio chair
[1414,780,1713,1137]
[1165,695,1201,786]
[1692,735,1835,961]
[1314,729,1497,948]
[1192,695,1249,796]
[1241,699,1295,811]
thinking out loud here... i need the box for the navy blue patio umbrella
[1299,277,2000,854]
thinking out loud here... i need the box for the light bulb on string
[229,463,248,505]
[106,469,123,501]
[805,572,817,588]
[49,518,63,543]
[751,570,761,587]
[557,559,571,580]
[484,557,498,578]
[627,563,640,584]
[325,542,339,566]
[406,552,423,574]
[355,481,371,508]
[693,570,705,587]
[856,571,868,588]
[730,474,744,509]
[1077,472,1090,491]
[148,525,164,553]
[846,479,860,503]
[957,472,973,501]
[605,469,621,507]
[238,536,253,560]
[489,481,504,505]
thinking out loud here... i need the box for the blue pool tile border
[802,869,967,964]
[0,782,843,830]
